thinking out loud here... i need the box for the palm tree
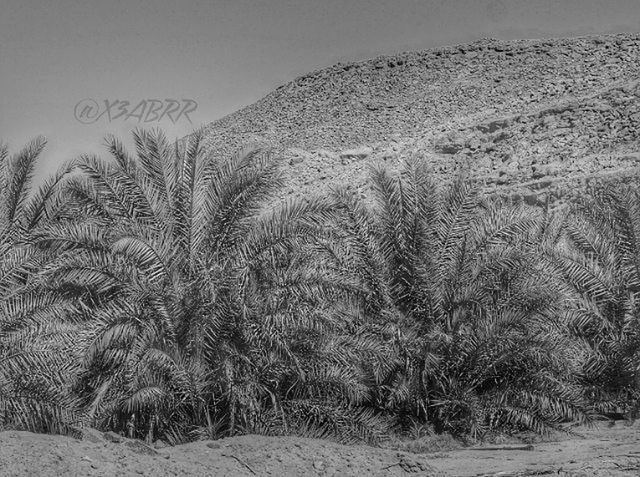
[555,183,640,417]
[0,137,79,434]
[330,159,587,438]
[40,128,383,444]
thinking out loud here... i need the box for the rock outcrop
[196,33,640,203]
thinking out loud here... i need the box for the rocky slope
[198,33,640,203]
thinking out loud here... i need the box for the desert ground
[1,421,638,476]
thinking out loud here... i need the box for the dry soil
[1,421,639,476]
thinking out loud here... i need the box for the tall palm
[557,183,640,415]
[0,137,79,433]
[330,159,586,438]
[40,128,381,443]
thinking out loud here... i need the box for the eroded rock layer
[198,33,640,203]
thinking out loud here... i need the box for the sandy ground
[0,422,638,476]
[433,421,640,476]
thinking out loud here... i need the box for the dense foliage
[0,130,638,445]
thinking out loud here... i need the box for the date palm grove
[0,129,638,445]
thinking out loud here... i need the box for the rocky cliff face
[198,33,640,204]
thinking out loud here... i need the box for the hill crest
[198,32,640,203]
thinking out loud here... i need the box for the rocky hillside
[199,33,640,204]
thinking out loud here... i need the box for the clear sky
[2,0,640,179]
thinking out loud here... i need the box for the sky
[3,0,640,179]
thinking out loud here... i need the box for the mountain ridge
[196,32,640,203]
